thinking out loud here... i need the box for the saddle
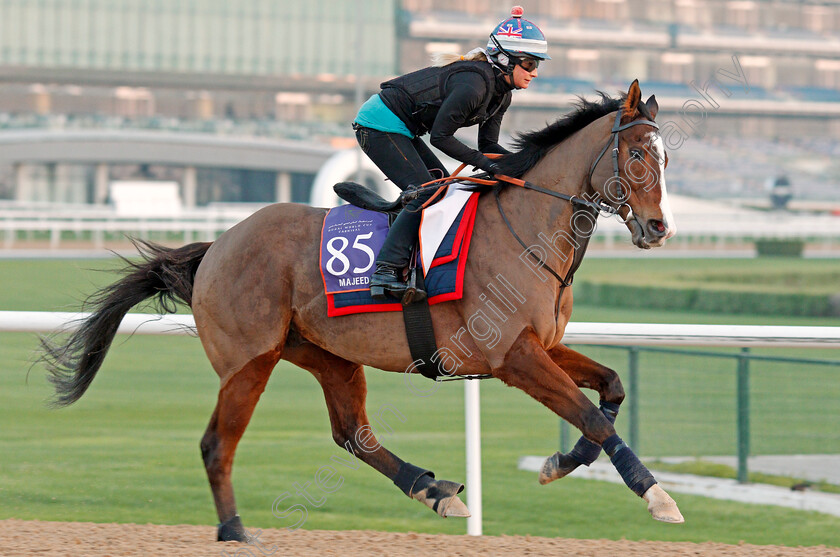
[333,182,438,215]
[331,181,444,380]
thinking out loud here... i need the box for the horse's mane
[484,92,624,186]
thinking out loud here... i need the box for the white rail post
[465,379,482,536]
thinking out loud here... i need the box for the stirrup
[401,268,426,304]
[369,266,426,303]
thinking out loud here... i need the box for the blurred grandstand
[1,0,840,206]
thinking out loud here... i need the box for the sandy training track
[2,520,839,557]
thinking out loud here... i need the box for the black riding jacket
[379,60,513,172]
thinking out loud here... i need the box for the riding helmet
[486,6,551,67]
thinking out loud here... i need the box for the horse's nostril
[648,219,667,236]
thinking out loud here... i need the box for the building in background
[0,0,396,205]
[1,0,839,205]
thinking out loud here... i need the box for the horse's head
[590,80,676,249]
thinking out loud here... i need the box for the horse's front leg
[540,344,625,485]
[494,328,683,523]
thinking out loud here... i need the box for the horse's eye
[630,149,643,160]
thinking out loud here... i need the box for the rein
[492,108,660,292]
[406,107,660,317]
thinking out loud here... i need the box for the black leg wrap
[600,401,620,423]
[568,401,621,466]
[217,514,248,542]
[393,462,435,497]
[569,437,602,466]
[603,434,657,497]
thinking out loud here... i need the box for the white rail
[0,203,263,249]
[0,311,196,335]
[562,322,840,348]
[4,312,840,348]
[3,210,840,250]
[464,379,483,536]
[3,311,839,537]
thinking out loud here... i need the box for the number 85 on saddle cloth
[319,193,479,317]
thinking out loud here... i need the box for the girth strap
[401,270,442,380]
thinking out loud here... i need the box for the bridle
[409,106,661,310]
[587,107,660,215]
[491,107,660,292]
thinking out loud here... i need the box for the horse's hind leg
[282,340,470,518]
[201,350,280,541]
[495,328,683,523]
[540,344,625,484]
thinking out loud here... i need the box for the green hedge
[575,282,837,317]
[755,239,805,257]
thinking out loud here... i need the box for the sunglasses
[515,57,540,72]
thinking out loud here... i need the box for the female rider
[353,6,550,301]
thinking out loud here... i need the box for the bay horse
[40,81,682,541]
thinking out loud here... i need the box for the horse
[40,80,682,541]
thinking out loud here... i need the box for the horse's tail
[40,239,212,408]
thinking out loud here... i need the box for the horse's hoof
[539,451,581,485]
[411,476,471,518]
[217,514,249,542]
[643,484,685,524]
[442,494,471,517]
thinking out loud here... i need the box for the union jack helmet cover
[487,6,550,60]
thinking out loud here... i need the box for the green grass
[575,258,840,295]
[1,257,839,547]
[572,257,840,317]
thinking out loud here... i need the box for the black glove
[474,158,502,176]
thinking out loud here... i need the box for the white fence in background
[0,201,262,249]
[595,212,840,250]
[2,310,839,536]
[2,200,840,250]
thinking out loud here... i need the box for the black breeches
[354,126,447,191]
[355,126,447,268]
[375,191,436,267]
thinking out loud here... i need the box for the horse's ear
[645,94,659,120]
[622,79,642,122]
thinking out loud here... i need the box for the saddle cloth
[320,190,479,317]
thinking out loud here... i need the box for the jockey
[353,6,550,301]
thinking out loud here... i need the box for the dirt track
[2,519,839,557]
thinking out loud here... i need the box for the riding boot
[370,203,426,302]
